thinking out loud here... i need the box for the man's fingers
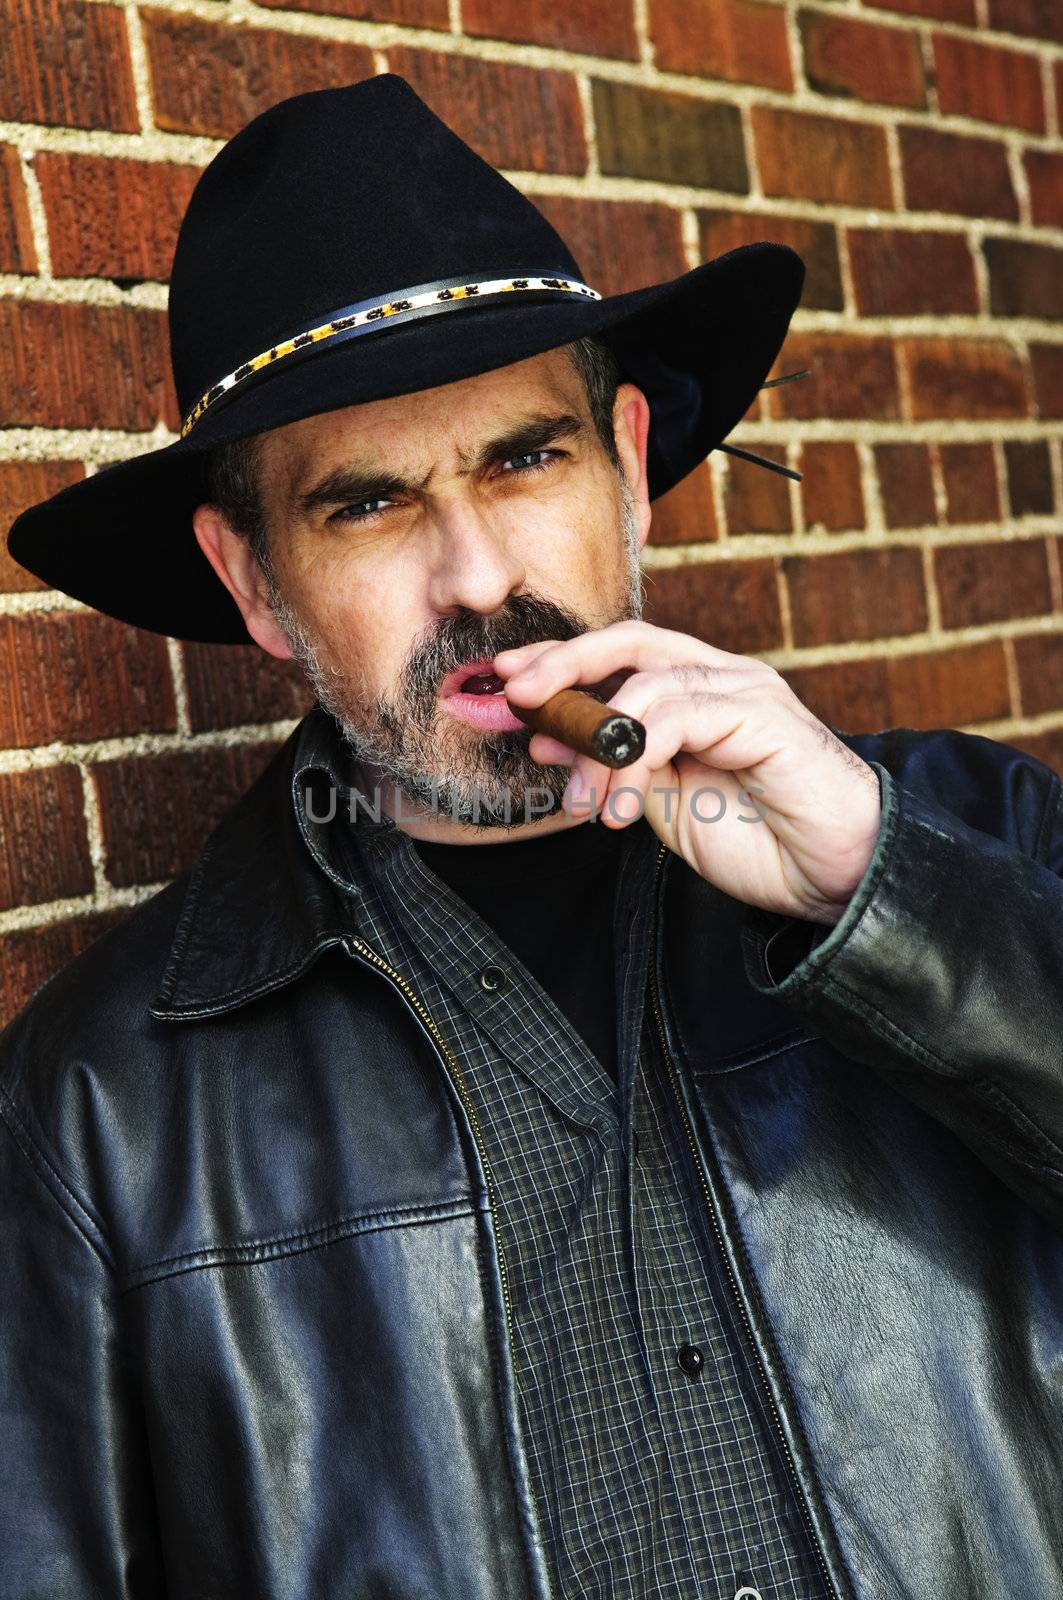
[495,621,749,707]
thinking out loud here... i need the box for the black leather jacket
[3,704,1063,1600]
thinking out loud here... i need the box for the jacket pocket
[123,1201,539,1600]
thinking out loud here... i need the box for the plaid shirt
[310,728,832,1600]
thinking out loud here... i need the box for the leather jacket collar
[150,704,379,1022]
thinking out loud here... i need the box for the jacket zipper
[342,934,514,1342]
[343,934,560,1600]
[647,843,842,1600]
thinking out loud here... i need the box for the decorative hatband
[180,271,602,437]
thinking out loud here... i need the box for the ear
[191,504,294,660]
[611,382,653,553]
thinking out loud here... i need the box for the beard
[267,478,645,831]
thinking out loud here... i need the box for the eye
[328,499,392,525]
[502,449,562,475]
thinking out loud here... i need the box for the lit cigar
[506,686,646,769]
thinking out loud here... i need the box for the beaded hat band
[180,271,602,438]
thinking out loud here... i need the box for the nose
[424,502,527,616]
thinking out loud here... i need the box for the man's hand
[494,619,882,926]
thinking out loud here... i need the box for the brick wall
[0,0,1061,1023]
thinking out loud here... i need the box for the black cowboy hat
[5,74,805,644]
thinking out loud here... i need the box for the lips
[438,658,499,699]
[438,656,526,732]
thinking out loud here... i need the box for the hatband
[181,270,602,438]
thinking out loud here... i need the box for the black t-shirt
[410,818,631,1083]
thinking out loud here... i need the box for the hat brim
[6,242,804,643]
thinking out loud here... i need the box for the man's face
[245,347,649,829]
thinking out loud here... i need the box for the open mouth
[458,671,506,696]
[438,658,508,699]
[438,659,526,731]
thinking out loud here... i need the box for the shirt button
[478,965,508,993]
[733,1589,764,1600]
[676,1343,704,1378]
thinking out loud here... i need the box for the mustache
[399,593,589,719]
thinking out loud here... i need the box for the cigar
[506,686,646,769]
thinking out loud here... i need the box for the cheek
[314,563,423,692]
[558,495,630,601]
[523,479,622,583]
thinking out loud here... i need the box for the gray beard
[267,480,645,831]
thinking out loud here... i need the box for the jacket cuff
[739,751,1063,1228]
[741,760,894,992]
[739,750,1060,1076]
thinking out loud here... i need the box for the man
[3,74,1063,1600]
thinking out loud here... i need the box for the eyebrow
[291,410,585,521]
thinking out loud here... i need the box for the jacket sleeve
[0,1081,166,1598]
[740,755,1063,1232]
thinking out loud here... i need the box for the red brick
[0,301,177,431]
[902,338,1029,420]
[987,0,1063,41]
[847,229,978,317]
[464,0,638,58]
[258,0,447,24]
[939,441,1000,524]
[753,107,892,208]
[1004,439,1054,516]
[651,0,793,90]
[786,638,1010,730]
[801,442,865,532]
[933,34,1044,133]
[767,334,901,421]
[875,443,936,528]
[800,12,926,108]
[900,126,1018,220]
[885,640,1011,726]
[1014,631,1063,716]
[0,0,138,132]
[94,742,282,887]
[35,154,201,284]
[698,211,843,311]
[592,80,747,191]
[532,196,686,298]
[779,658,890,733]
[0,612,175,749]
[723,446,792,534]
[390,49,586,176]
[934,537,1051,628]
[0,462,85,592]
[1031,344,1063,417]
[784,546,928,647]
[142,12,375,141]
[0,147,35,274]
[1025,150,1063,229]
[984,239,1063,322]
[647,462,719,547]
[0,765,93,912]
[865,0,975,19]
[642,558,783,653]
[0,910,130,1029]
[182,642,313,732]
